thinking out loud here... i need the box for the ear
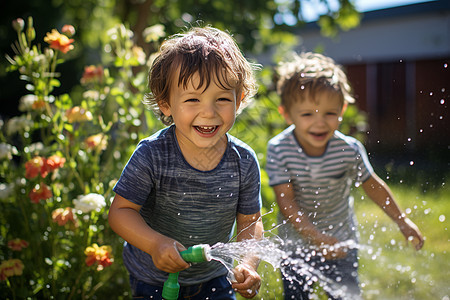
[278,105,293,125]
[340,102,348,117]
[235,91,244,111]
[158,101,171,117]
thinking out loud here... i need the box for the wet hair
[144,26,259,125]
[276,52,354,110]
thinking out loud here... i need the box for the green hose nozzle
[162,244,211,300]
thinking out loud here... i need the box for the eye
[300,113,312,117]
[184,98,199,103]
[217,97,232,102]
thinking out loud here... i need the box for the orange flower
[84,243,113,271]
[44,29,74,54]
[80,65,104,84]
[52,207,78,227]
[29,183,52,203]
[32,99,46,110]
[46,154,66,172]
[65,106,93,123]
[84,133,108,151]
[7,239,29,251]
[0,259,24,281]
[25,156,46,179]
[25,155,65,179]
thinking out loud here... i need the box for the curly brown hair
[143,26,259,125]
[276,52,354,110]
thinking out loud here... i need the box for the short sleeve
[265,141,290,186]
[113,141,155,205]
[353,139,374,183]
[237,153,262,215]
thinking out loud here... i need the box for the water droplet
[429,92,433,96]
[439,215,445,222]
[410,161,414,166]
[444,63,448,68]
[441,99,445,105]
[424,208,431,215]
[280,193,285,197]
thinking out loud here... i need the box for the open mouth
[310,131,327,138]
[194,125,218,134]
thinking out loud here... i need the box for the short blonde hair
[144,26,259,125]
[276,52,354,109]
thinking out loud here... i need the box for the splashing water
[207,237,367,299]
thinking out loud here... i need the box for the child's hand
[150,237,190,273]
[314,235,348,260]
[231,263,261,299]
[398,217,424,250]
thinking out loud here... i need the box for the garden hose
[162,244,211,300]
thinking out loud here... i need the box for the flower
[52,207,78,227]
[12,18,25,33]
[29,183,52,203]
[25,155,65,179]
[25,156,46,179]
[7,238,29,251]
[84,243,113,270]
[46,155,66,172]
[84,133,108,151]
[0,143,17,160]
[73,193,106,213]
[80,65,104,84]
[6,116,33,136]
[0,259,24,281]
[65,106,93,123]
[0,183,15,200]
[61,25,75,37]
[18,94,39,112]
[44,29,74,54]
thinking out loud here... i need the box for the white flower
[18,94,38,112]
[0,143,18,160]
[0,183,15,200]
[73,193,106,213]
[6,116,33,136]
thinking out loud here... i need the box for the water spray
[162,244,211,300]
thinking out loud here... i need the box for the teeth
[196,126,217,133]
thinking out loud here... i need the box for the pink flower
[29,183,52,203]
[7,239,29,251]
[61,25,75,37]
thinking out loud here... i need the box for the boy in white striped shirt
[266,52,424,299]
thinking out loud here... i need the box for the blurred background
[1,0,448,178]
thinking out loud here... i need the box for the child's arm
[231,211,263,299]
[362,174,424,250]
[108,194,190,273]
[273,183,347,259]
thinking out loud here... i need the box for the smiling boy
[109,27,263,299]
[266,52,424,299]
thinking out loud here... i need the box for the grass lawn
[242,179,450,300]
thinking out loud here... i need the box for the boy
[266,52,424,299]
[109,26,263,299]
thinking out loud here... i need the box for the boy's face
[281,91,345,157]
[159,71,239,156]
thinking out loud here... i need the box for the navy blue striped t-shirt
[113,125,262,285]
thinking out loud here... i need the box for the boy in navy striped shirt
[266,52,423,299]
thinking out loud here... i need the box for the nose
[200,101,216,118]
